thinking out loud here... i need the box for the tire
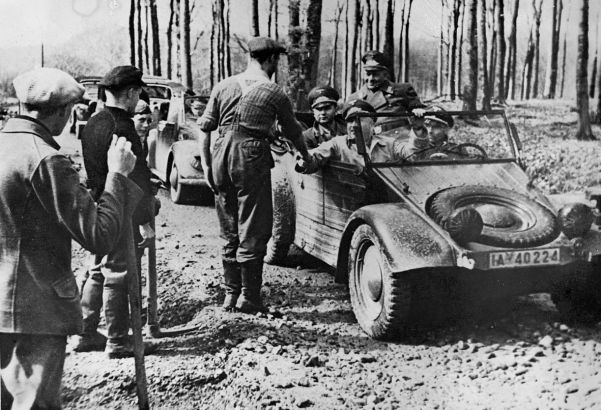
[264,158,295,265]
[429,185,558,248]
[348,224,412,339]
[169,160,189,204]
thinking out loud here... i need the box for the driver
[296,100,406,174]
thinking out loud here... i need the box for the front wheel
[348,224,412,339]
[169,161,189,204]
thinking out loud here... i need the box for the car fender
[170,140,202,180]
[336,202,457,282]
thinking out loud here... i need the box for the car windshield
[357,111,515,165]
[82,83,99,100]
[144,85,171,100]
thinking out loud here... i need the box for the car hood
[373,161,555,212]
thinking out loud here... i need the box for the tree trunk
[364,0,373,53]
[180,0,192,89]
[350,0,361,92]
[479,0,491,109]
[597,34,601,122]
[175,0,180,79]
[456,0,466,97]
[463,0,478,110]
[225,0,232,77]
[504,0,519,100]
[129,0,135,66]
[136,0,143,71]
[251,0,260,37]
[487,0,496,99]
[302,0,323,91]
[167,0,174,77]
[210,0,215,88]
[438,1,445,96]
[382,0,395,81]
[329,1,345,88]
[397,1,406,82]
[575,0,593,140]
[374,0,380,50]
[274,0,279,40]
[543,0,563,98]
[150,0,161,76]
[495,0,506,103]
[344,0,350,97]
[559,3,570,98]
[589,10,599,98]
[218,0,226,79]
[402,0,414,82]
[144,1,150,73]
[448,0,460,99]
[532,0,542,98]
[521,29,535,100]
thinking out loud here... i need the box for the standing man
[348,50,426,132]
[302,85,346,148]
[77,66,157,358]
[198,37,311,313]
[0,67,140,410]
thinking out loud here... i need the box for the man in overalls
[347,50,426,132]
[198,37,311,313]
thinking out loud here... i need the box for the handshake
[294,153,318,174]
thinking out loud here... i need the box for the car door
[153,97,179,182]
[323,161,369,229]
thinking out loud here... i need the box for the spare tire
[265,151,296,265]
[429,185,559,248]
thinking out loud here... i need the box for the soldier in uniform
[198,37,311,313]
[302,85,346,148]
[347,50,426,132]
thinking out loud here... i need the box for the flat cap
[99,65,146,90]
[362,50,391,72]
[248,36,287,54]
[13,67,85,107]
[424,105,454,128]
[341,99,376,121]
[308,86,340,109]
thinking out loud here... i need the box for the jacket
[0,116,142,335]
[302,116,347,149]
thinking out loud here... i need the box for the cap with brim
[13,67,85,107]
[134,100,151,115]
[342,100,377,121]
[363,60,387,72]
[424,115,453,127]
[99,65,146,90]
[312,96,338,109]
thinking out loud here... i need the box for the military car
[267,110,601,339]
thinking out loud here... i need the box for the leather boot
[222,260,241,311]
[237,260,266,314]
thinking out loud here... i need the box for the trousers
[1,334,66,410]
[212,129,273,264]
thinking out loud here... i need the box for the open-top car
[147,89,210,203]
[267,110,601,339]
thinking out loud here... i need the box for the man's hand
[138,223,155,248]
[201,161,217,195]
[107,135,136,177]
[412,108,426,117]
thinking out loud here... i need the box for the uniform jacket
[81,106,153,226]
[302,116,347,149]
[347,80,423,113]
[0,116,142,335]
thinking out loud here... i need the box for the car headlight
[558,203,594,239]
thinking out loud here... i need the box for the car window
[365,112,515,165]
[144,85,171,100]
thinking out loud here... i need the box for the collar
[105,105,132,119]
[1,116,60,150]
[361,80,392,97]
[242,66,271,80]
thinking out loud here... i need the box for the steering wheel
[446,143,488,159]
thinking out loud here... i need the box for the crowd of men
[0,36,454,409]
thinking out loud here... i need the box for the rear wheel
[348,224,411,339]
[169,161,190,204]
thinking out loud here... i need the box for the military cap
[191,100,203,109]
[134,100,151,115]
[308,85,339,109]
[341,99,377,121]
[13,67,85,107]
[424,105,454,128]
[362,50,390,72]
[99,65,146,90]
[248,37,287,54]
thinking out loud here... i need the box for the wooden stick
[145,212,160,338]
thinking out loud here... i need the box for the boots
[222,260,241,311]
[237,260,266,314]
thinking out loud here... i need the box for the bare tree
[438,0,446,96]
[495,0,506,103]
[150,0,161,76]
[302,0,323,91]
[225,0,232,77]
[180,0,192,88]
[543,0,563,98]
[251,0,260,37]
[344,0,350,97]
[350,0,362,92]
[447,0,460,99]
[479,0,491,109]
[532,0,542,97]
[396,0,406,82]
[456,0,466,96]
[402,0,414,82]
[129,0,135,66]
[363,0,373,53]
[329,1,345,88]
[504,0,519,100]
[374,0,380,50]
[136,0,143,71]
[463,0,478,110]
[382,0,395,80]
[559,0,571,97]
[589,9,599,98]
[144,0,150,72]
[575,0,593,139]
[167,0,175,77]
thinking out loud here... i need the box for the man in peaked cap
[348,50,426,133]
[77,65,158,358]
[198,36,311,313]
[302,85,346,148]
[296,100,407,175]
[0,67,140,409]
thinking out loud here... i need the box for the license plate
[489,248,560,269]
